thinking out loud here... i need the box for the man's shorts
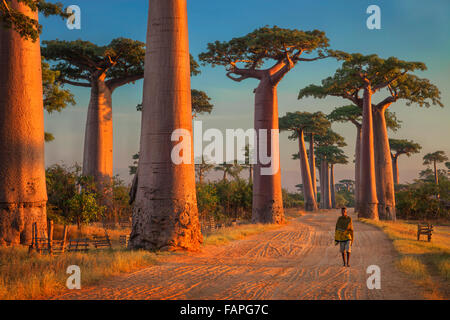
[339,240,352,253]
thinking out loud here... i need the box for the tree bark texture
[252,76,284,223]
[130,0,202,251]
[330,164,336,208]
[354,124,362,214]
[82,78,113,206]
[373,107,396,220]
[392,154,399,185]
[309,134,317,201]
[0,1,47,245]
[359,85,379,219]
[297,131,317,212]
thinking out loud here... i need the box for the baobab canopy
[199,26,333,78]
[299,53,443,109]
[42,38,146,88]
[328,104,402,132]
[279,111,330,139]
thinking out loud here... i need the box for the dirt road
[56,210,423,300]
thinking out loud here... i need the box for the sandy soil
[55,210,423,300]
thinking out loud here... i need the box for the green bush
[396,179,449,220]
[282,189,304,208]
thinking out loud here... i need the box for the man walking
[335,207,354,267]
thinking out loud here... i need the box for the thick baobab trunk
[330,164,336,208]
[252,77,284,223]
[297,131,317,212]
[309,134,317,201]
[392,154,399,185]
[373,107,396,220]
[82,78,113,205]
[359,85,379,219]
[0,1,47,246]
[130,0,202,251]
[354,125,362,213]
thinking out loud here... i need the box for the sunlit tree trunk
[391,154,399,185]
[359,84,379,219]
[373,105,396,220]
[130,0,202,251]
[433,161,439,185]
[354,124,362,213]
[82,77,113,207]
[324,161,332,209]
[252,76,284,223]
[309,134,317,201]
[297,130,317,211]
[318,164,323,208]
[0,1,47,245]
[330,164,336,208]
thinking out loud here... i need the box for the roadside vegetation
[360,218,450,299]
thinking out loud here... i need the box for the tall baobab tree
[279,112,330,211]
[130,0,202,251]
[423,151,448,185]
[328,105,401,213]
[200,26,336,223]
[299,54,442,220]
[311,130,346,209]
[0,0,66,245]
[326,147,348,208]
[42,38,145,205]
[389,139,422,184]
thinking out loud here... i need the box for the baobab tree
[42,38,145,205]
[327,147,348,208]
[300,53,442,220]
[328,104,401,213]
[311,130,346,209]
[423,151,448,185]
[130,0,202,251]
[0,0,67,245]
[199,26,335,223]
[279,111,330,211]
[389,139,422,184]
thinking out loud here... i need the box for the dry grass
[203,223,282,246]
[360,218,450,299]
[0,217,286,300]
[0,247,159,300]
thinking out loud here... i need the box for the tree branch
[60,78,91,87]
[373,71,407,91]
[375,96,396,111]
[226,67,262,82]
[106,74,144,91]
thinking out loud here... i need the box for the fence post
[61,225,68,253]
[48,220,54,255]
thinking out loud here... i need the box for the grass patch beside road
[0,247,159,300]
[360,218,450,299]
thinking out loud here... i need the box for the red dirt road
[55,210,423,300]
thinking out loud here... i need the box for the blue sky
[41,0,450,190]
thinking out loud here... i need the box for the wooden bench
[120,235,130,248]
[417,223,433,242]
[93,234,112,249]
[68,238,90,252]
